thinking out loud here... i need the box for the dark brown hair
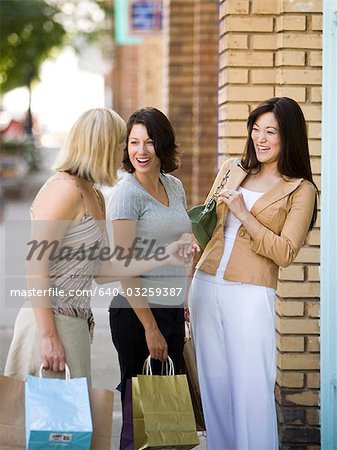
[241,97,318,230]
[122,107,180,174]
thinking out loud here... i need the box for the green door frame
[321,1,337,448]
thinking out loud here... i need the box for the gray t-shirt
[108,172,191,306]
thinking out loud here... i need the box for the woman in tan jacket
[189,97,317,450]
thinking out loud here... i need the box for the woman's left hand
[218,189,249,222]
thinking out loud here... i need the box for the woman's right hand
[166,239,193,267]
[145,325,168,361]
[40,333,66,372]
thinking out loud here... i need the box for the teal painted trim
[115,0,142,45]
[321,1,337,449]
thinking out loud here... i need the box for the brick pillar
[218,1,322,448]
[112,45,140,119]
[275,1,321,447]
[166,0,218,206]
[192,0,218,205]
[107,37,164,120]
[165,0,195,204]
[218,0,276,161]
[137,36,164,111]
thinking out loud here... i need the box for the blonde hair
[53,108,126,186]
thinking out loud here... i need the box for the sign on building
[129,0,162,34]
[115,0,162,45]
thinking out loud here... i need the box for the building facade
[167,1,322,448]
[109,1,337,448]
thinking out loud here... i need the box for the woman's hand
[145,325,168,361]
[218,189,250,222]
[178,233,194,260]
[39,333,66,372]
[184,305,190,322]
[191,240,201,256]
[165,238,193,266]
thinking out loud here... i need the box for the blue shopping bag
[25,364,92,450]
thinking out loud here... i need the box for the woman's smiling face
[251,112,281,167]
[127,124,161,176]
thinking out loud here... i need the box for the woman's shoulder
[297,179,316,196]
[284,178,316,206]
[31,174,82,220]
[112,173,139,192]
[108,173,143,205]
[219,157,240,172]
[107,173,144,219]
[162,173,183,187]
[35,173,82,198]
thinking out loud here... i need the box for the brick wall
[110,45,140,120]
[165,0,218,206]
[107,36,164,121]
[218,1,322,448]
[107,0,322,447]
[192,0,219,205]
[138,35,165,112]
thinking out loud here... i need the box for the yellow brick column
[218,1,322,448]
[275,1,322,447]
[218,0,277,162]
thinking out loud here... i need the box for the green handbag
[187,168,231,250]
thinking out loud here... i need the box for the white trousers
[189,276,279,450]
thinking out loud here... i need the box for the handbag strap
[205,167,231,210]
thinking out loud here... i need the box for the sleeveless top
[31,175,107,339]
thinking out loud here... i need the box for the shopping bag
[0,372,114,450]
[132,356,199,450]
[181,323,205,431]
[25,364,92,449]
[120,379,134,449]
[0,374,26,450]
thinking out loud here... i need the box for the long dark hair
[241,97,318,230]
[122,107,180,173]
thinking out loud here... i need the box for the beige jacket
[196,158,316,289]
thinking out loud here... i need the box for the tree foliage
[0,0,112,94]
[0,0,66,93]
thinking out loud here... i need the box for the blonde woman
[5,108,189,384]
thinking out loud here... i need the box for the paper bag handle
[143,356,175,376]
[39,363,71,380]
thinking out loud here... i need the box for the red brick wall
[165,0,218,207]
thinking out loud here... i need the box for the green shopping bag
[132,356,199,450]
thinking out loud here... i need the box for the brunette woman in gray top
[108,107,192,449]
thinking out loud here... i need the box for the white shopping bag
[25,364,92,450]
